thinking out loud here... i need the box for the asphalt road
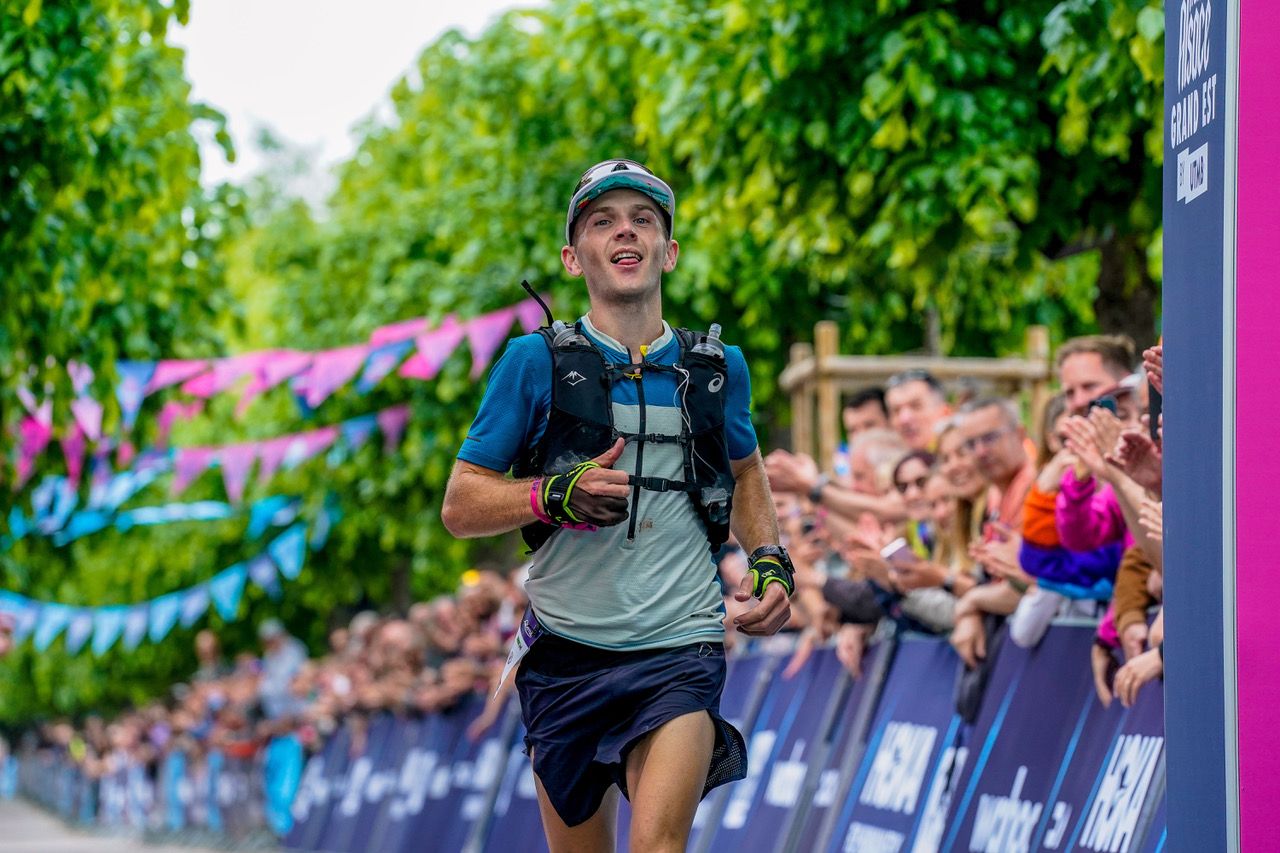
[0,798,228,852]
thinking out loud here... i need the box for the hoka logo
[562,371,587,386]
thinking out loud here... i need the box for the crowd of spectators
[26,332,1167,800]
[760,333,1166,711]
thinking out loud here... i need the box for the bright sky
[171,0,538,190]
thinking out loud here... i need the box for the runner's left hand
[731,575,791,636]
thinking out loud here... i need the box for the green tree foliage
[0,0,239,433]
[0,0,239,720]
[0,0,1164,722]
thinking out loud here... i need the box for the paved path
[0,798,228,852]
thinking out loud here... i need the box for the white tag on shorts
[496,608,544,696]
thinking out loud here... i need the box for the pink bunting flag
[70,396,103,442]
[255,434,295,486]
[66,361,94,397]
[218,443,257,504]
[171,446,218,496]
[116,440,136,470]
[370,317,430,346]
[157,400,205,447]
[466,307,516,379]
[60,425,86,488]
[18,415,53,460]
[399,317,464,381]
[181,353,270,399]
[146,360,209,395]
[286,426,340,469]
[15,385,38,417]
[236,351,313,417]
[303,345,371,408]
[377,404,411,454]
[515,297,549,333]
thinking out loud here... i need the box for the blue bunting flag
[209,564,248,620]
[268,523,307,581]
[92,607,128,656]
[148,593,182,643]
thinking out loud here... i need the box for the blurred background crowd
[22,332,1166,800]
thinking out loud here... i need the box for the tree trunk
[1094,234,1160,349]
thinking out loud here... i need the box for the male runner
[441,159,793,852]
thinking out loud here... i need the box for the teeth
[613,252,640,263]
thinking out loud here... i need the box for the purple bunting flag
[377,405,411,454]
[303,345,371,408]
[466,307,516,379]
[340,414,379,451]
[171,447,218,497]
[256,435,295,486]
[180,585,210,628]
[70,396,104,442]
[219,443,258,504]
[515,296,549,333]
[60,425,86,489]
[248,554,281,599]
[67,361,94,397]
[370,316,429,346]
[236,350,313,416]
[146,360,209,395]
[399,316,464,381]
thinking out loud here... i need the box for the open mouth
[611,249,642,267]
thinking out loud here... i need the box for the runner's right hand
[541,439,631,527]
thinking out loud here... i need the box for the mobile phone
[1148,386,1162,442]
[1087,394,1119,416]
[880,537,917,565]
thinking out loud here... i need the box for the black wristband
[747,544,796,598]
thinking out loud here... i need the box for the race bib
[496,608,544,696]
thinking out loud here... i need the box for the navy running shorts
[515,631,748,827]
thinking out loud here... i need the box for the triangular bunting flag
[67,361,95,397]
[115,361,156,431]
[236,351,312,417]
[91,607,128,656]
[209,564,249,620]
[356,339,414,394]
[399,316,464,381]
[180,585,210,628]
[148,592,182,643]
[247,495,295,539]
[171,446,218,496]
[303,345,371,408]
[122,605,149,651]
[340,414,379,452]
[219,443,257,504]
[465,307,516,379]
[268,523,307,580]
[247,554,281,600]
[256,435,295,486]
[70,396,104,442]
[33,603,74,652]
[147,360,209,394]
[284,427,338,470]
[377,405,411,454]
[64,609,94,654]
[60,425,86,489]
[370,316,430,346]
[157,400,205,447]
[515,297,549,333]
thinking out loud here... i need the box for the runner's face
[561,188,678,303]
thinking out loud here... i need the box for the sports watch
[746,544,796,598]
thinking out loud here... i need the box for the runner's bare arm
[728,449,792,636]
[728,449,780,554]
[441,460,540,538]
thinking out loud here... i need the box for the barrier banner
[940,625,1166,853]
[791,643,885,853]
[287,722,354,849]
[323,714,400,852]
[703,647,846,852]
[685,652,774,853]
[825,635,966,853]
[366,715,433,853]
[480,721,548,853]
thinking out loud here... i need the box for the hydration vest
[512,323,737,554]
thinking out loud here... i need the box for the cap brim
[566,173,675,244]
